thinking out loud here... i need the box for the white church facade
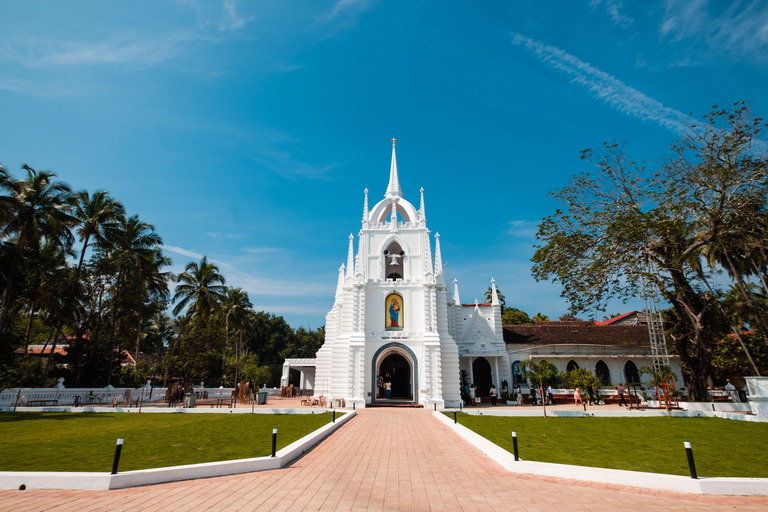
[283,140,512,408]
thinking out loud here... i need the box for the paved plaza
[1,407,766,511]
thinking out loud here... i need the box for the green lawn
[451,414,768,478]
[0,411,339,472]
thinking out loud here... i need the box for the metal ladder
[641,263,670,371]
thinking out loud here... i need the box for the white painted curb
[433,410,768,496]
[0,410,355,490]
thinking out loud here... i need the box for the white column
[494,358,500,387]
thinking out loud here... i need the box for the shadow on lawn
[0,412,116,423]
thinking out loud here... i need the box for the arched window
[566,360,579,372]
[624,361,640,386]
[384,241,404,280]
[595,360,611,386]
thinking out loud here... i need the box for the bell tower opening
[384,241,405,280]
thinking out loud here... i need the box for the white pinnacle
[385,138,402,199]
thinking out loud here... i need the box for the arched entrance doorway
[371,342,419,404]
[472,357,492,397]
[378,353,412,400]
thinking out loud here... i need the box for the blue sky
[1,1,767,328]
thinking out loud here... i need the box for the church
[283,140,512,408]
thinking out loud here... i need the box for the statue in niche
[386,294,403,331]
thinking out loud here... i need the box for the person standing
[469,384,476,405]
[574,387,583,406]
[547,385,555,405]
[586,384,595,406]
[515,385,522,405]
[617,383,628,406]
[490,385,498,406]
[529,386,537,406]
[385,380,392,399]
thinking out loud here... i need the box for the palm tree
[163,256,226,386]
[639,364,678,415]
[532,312,550,322]
[97,214,168,386]
[221,287,252,384]
[71,190,125,287]
[483,285,506,310]
[0,165,75,332]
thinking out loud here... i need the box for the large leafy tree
[532,103,768,401]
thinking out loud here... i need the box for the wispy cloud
[315,0,371,24]
[164,245,204,260]
[0,32,205,69]
[510,33,693,134]
[177,0,254,32]
[590,0,634,28]
[243,246,282,254]
[507,220,538,239]
[659,0,768,64]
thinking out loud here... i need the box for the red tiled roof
[503,321,649,347]
[594,311,638,325]
[14,345,68,356]
[121,350,158,366]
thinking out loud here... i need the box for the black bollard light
[434,403,437,411]
[512,431,519,461]
[353,402,355,411]
[333,410,336,423]
[453,409,457,424]
[684,441,697,479]
[271,428,278,458]
[460,401,463,411]
[111,438,124,474]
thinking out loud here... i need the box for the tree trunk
[22,308,37,360]
[135,316,142,383]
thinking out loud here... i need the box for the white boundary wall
[0,410,354,490]
[433,410,768,496]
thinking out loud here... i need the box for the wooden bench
[27,399,59,407]
[195,398,230,408]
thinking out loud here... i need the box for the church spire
[346,234,355,279]
[434,233,442,277]
[385,138,402,199]
[419,187,426,221]
[336,264,345,300]
[454,279,461,305]
[424,229,433,277]
[362,188,369,223]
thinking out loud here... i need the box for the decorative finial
[362,188,369,223]
[434,233,442,277]
[392,138,396,147]
[454,278,461,305]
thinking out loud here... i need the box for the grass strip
[0,411,339,472]
[451,414,768,478]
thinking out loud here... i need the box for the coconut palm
[163,256,226,386]
[532,312,550,322]
[71,190,125,285]
[221,287,252,384]
[0,165,75,331]
[483,285,506,310]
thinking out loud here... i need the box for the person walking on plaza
[385,380,392,399]
[617,383,628,406]
[490,385,498,406]
[574,387,583,406]
[587,384,595,405]
[515,385,522,405]
[547,385,555,405]
[469,384,476,405]
[530,386,538,406]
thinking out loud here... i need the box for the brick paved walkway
[1,408,766,511]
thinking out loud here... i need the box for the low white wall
[433,411,768,495]
[0,410,355,490]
